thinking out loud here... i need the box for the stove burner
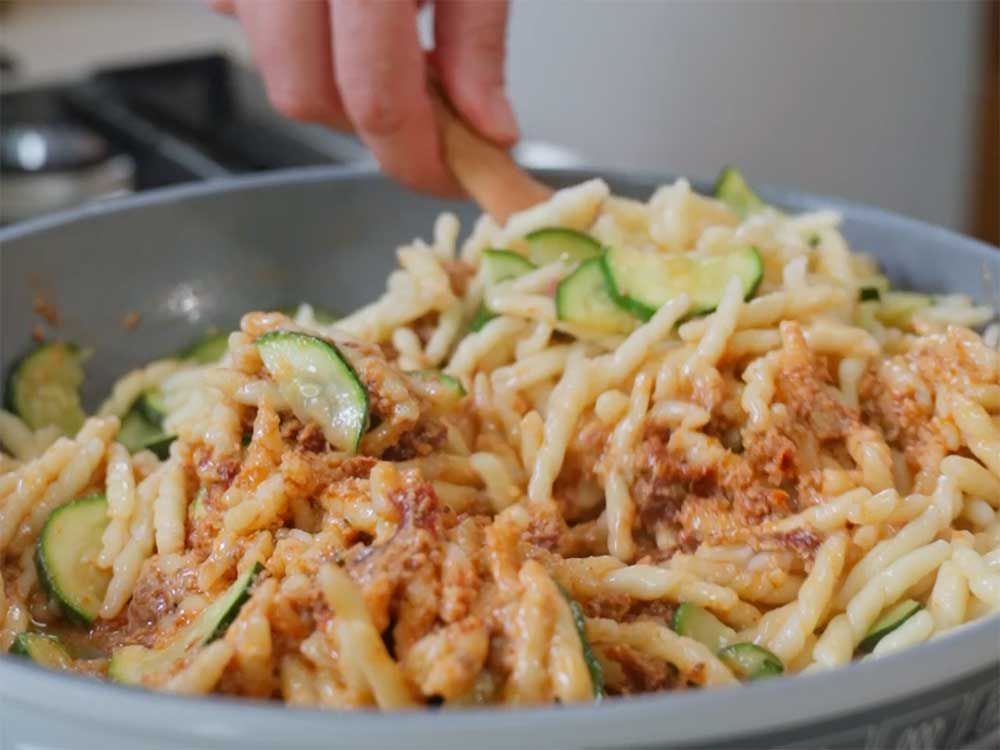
[0,52,366,223]
[2,123,110,173]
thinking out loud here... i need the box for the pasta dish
[1,170,998,708]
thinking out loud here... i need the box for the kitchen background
[1,0,996,243]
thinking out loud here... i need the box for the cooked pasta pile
[1,175,999,708]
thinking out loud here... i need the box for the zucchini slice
[556,257,637,334]
[108,563,262,685]
[406,370,467,410]
[859,599,922,653]
[671,602,736,652]
[859,287,882,302]
[857,274,890,303]
[481,249,536,285]
[713,166,767,218]
[525,228,602,266]
[673,603,783,680]
[188,487,208,524]
[180,331,229,364]
[604,245,763,320]
[472,250,538,332]
[5,342,87,436]
[137,387,167,426]
[717,642,784,680]
[118,408,174,460]
[557,584,604,700]
[256,331,368,453]
[875,292,934,328]
[408,370,465,396]
[9,632,73,670]
[35,494,112,626]
[469,304,495,333]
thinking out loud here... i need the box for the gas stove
[0,52,371,224]
[0,51,583,226]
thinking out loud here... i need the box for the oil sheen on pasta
[1,177,998,708]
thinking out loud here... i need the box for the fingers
[232,0,466,195]
[332,0,460,196]
[432,0,518,147]
[207,0,235,15]
[234,0,350,129]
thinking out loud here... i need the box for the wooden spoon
[430,86,554,224]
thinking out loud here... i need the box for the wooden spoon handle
[431,88,553,224]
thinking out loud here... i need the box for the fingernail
[486,89,519,145]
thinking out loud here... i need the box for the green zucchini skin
[256,331,369,454]
[118,408,175,459]
[133,381,176,458]
[603,245,763,321]
[717,642,784,680]
[672,602,784,680]
[5,342,87,436]
[407,370,467,397]
[108,563,263,685]
[875,292,935,328]
[35,494,112,626]
[471,249,538,332]
[859,599,922,653]
[188,487,208,524]
[556,257,637,334]
[525,228,602,266]
[600,251,659,321]
[556,583,604,700]
[469,304,495,333]
[713,166,767,218]
[671,602,736,653]
[206,563,264,643]
[9,632,72,670]
[481,249,536,285]
[137,388,168,426]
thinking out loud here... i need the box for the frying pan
[0,166,997,750]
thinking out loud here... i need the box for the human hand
[213,0,519,196]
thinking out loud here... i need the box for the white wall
[0,0,249,81]
[507,0,986,231]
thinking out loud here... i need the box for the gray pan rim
[1,163,997,257]
[1,618,997,746]
[0,165,997,747]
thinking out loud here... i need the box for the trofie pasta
[1,171,998,709]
